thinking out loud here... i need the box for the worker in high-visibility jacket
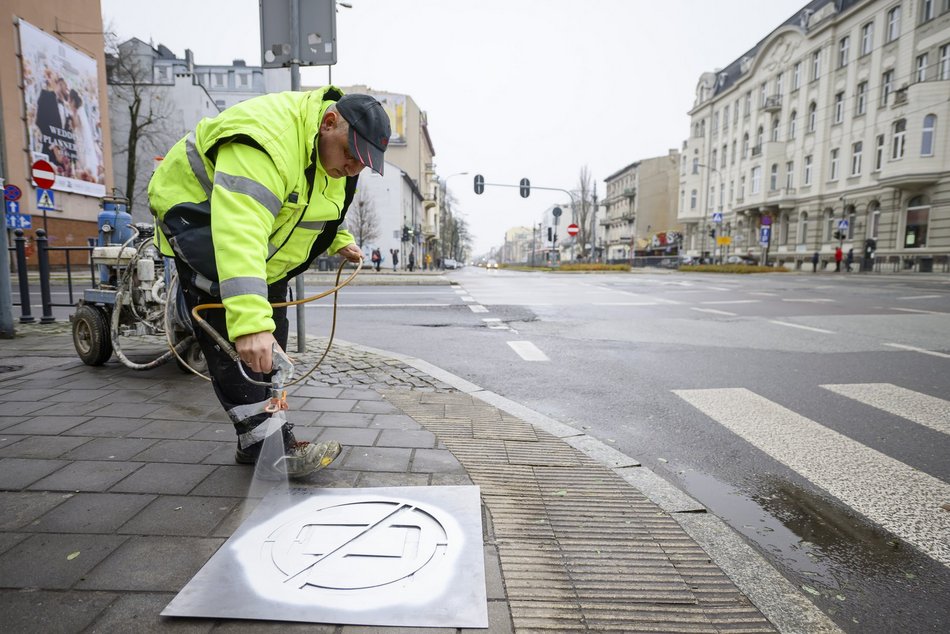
[148,87,390,478]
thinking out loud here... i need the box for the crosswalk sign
[36,188,55,211]
[712,212,723,223]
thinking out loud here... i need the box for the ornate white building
[679,0,950,270]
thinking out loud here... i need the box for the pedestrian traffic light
[520,177,530,198]
[474,174,484,195]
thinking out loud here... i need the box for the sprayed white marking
[883,343,950,359]
[469,304,489,313]
[821,384,950,436]
[782,298,835,303]
[691,307,737,316]
[593,302,659,306]
[507,340,549,361]
[673,388,950,567]
[768,320,834,334]
[889,307,945,315]
[460,296,475,302]
[700,300,759,305]
[898,295,942,300]
[748,292,778,297]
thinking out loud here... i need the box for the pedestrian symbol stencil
[266,500,448,590]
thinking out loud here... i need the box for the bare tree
[448,214,472,262]
[573,165,593,259]
[106,32,178,219]
[347,188,380,248]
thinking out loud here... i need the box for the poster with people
[19,19,106,197]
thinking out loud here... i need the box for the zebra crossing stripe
[821,384,950,437]
[672,387,950,567]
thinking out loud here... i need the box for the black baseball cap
[336,94,391,175]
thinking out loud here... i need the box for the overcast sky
[101,0,808,255]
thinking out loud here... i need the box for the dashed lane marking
[781,298,835,303]
[469,305,489,313]
[690,307,737,316]
[506,340,549,361]
[897,295,942,300]
[883,343,950,359]
[767,320,835,334]
[889,307,945,315]
[699,300,759,305]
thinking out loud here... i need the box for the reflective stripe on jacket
[148,86,357,340]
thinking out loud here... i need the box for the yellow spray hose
[171,257,362,385]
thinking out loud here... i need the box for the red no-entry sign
[31,160,56,189]
[567,223,579,236]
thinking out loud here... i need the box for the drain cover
[163,486,487,628]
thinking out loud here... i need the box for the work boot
[235,430,341,480]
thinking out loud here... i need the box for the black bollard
[35,229,55,323]
[13,229,34,323]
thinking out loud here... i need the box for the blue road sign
[759,226,771,245]
[4,199,21,215]
[837,219,849,231]
[4,184,22,201]
[5,213,31,229]
[712,212,723,223]
[36,188,55,211]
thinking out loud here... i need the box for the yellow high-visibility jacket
[148,86,357,340]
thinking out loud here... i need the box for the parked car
[443,258,459,269]
[725,255,757,265]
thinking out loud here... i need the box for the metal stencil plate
[162,485,487,628]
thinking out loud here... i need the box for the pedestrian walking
[834,246,843,272]
[425,253,432,270]
[390,248,399,271]
[811,251,820,273]
[148,87,391,478]
[371,247,381,272]
[408,251,416,272]
[846,248,854,273]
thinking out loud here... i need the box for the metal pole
[0,176,15,338]
[13,229,34,323]
[589,185,598,262]
[35,229,55,323]
[290,0,306,353]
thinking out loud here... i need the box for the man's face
[318,112,365,179]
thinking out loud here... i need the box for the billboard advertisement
[373,92,407,145]
[19,19,106,197]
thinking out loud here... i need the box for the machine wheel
[73,304,113,366]
[175,336,208,375]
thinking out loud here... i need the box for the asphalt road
[322,267,950,634]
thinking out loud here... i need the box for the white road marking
[768,320,835,334]
[821,384,950,436]
[748,292,778,297]
[889,307,945,315]
[469,304,489,313]
[897,295,942,300]
[507,340,549,361]
[883,343,950,359]
[593,302,659,306]
[781,298,835,303]
[308,303,450,308]
[690,307,737,316]
[700,300,759,305]
[460,296,475,302]
[673,387,950,567]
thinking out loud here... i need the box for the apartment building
[603,150,681,261]
[679,0,950,269]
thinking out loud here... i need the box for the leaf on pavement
[801,585,821,596]
[66,551,80,561]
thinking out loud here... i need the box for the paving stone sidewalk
[0,325,782,633]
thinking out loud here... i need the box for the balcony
[764,94,782,112]
[751,145,763,157]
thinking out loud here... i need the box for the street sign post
[566,223,579,237]
[31,160,55,189]
[36,188,55,211]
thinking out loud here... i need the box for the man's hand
[336,243,363,263]
[235,331,280,374]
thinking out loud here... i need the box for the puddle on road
[674,468,950,632]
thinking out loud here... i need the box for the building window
[861,22,874,55]
[875,134,885,170]
[751,166,762,194]
[886,6,901,42]
[799,211,809,244]
[789,110,798,139]
[756,126,764,148]
[892,119,907,158]
[812,49,822,80]
[793,62,802,89]
[238,73,249,87]
[742,133,750,158]
[941,44,950,80]
[830,148,840,180]
[839,36,850,67]
[834,92,845,124]
[869,202,880,239]
[921,0,934,22]
[721,144,728,168]
[904,196,929,248]
[856,82,868,115]
[734,99,741,124]
[881,70,894,106]
[916,54,928,82]
[723,105,730,130]
[744,91,752,116]
[759,82,768,107]
[847,206,856,239]
[775,72,784,95]
[786,161,795,189]
[771,117,780,141]
[770,163,779,190]
[851,141,863,175]
[740,175,746,199]
[825,209,835,241]
[780,213,790,245]
[690,189,697,209]
[692,158,699,174]
[713,112,719,134]
[731,140,737,164]
[921,114,936,155]
[804,155,813,185]
[808,102,818,131]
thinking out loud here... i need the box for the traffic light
[547,227,553,242]
[833,230,844,240]
[402,226,409,242]
[474,174,484,195]
[709,228,716,238]
[520,177,530,198]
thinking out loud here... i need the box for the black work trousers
[175,259,289,445]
